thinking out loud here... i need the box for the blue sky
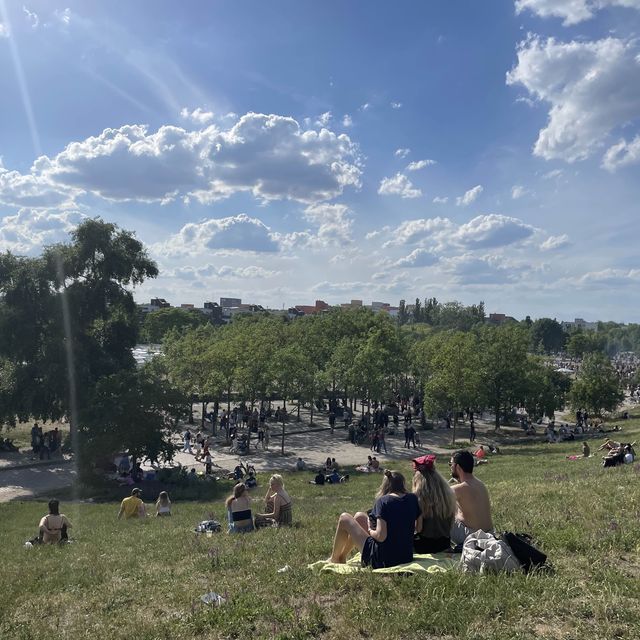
[1,0,639,321]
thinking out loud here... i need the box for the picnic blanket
[308,552,457,575]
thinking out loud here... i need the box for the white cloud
[577,268,640,286]
[394,248,439,268]
[170,264,278,281]
[5,113,362,205]
[507,36,640,167]
[432,196,449,204]
[391,102,403,109]
[316,111,332,126]
[342,114,353,127]
[0,208,84,255]
[602,135,640,171]
[311,280,368,293]
[378,173,422,199]
[456,184,483,206]
[542,169,564,180]
[515,0,640,26]
[406,159,436,171]
[0,166,73,208]
[302,203,353,246]
[55,8,71,25]
[383,214,535,251]
[160,214,280,256]
[440,253,524,285]
[511,185,527,199]
[540,234,570,251]
[0,22,9,38]
[394,148,411,158]
[359,103,371,111]
[22,6,39,28]
[180,107,214,125]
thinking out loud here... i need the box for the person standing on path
[182,429,193,454]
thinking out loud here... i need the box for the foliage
[522,357,571,420]
[530,317,566,354]
[566,329,606,358]
[141,307,209,343]
[569,352,624,415]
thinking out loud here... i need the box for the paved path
[0,461,76,502]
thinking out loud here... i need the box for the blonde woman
[329,469,420,569]
[226,483,254,533]
[255,474,292,527]
[412,455,455,553]
[155,491,172,517]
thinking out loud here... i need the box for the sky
[1,0,639,322]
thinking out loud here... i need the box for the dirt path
[0,462,77,503]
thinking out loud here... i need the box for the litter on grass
[200,592,226,606]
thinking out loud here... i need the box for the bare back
[452,476,493,532]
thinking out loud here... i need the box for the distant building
[220,297,242,308]
[180,303,194,309]
[487,313,517,325]
[293,299,330,315]
[138,298,171,315]
[561,318,598,332]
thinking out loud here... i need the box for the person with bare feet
[449,450,493,545]
[328,469,420,569]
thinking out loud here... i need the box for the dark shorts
[413,535,451,554]
[361,536,385,569]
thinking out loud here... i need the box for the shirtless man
[449,450,493,544]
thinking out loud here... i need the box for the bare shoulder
[451,481,469,495]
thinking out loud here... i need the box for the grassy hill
[1,419,639,640]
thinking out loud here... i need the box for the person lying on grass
[329,469,420,569]
[255,474,293,527]
[412,455,455,554]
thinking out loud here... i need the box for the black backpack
[502,532,548,573]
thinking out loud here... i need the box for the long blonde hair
[225,483,247,508]
[156,491,170,507]
[269,474,284,489]
[375,469,407,499]
[412,467,455,523]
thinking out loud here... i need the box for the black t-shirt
[371,493,421,567]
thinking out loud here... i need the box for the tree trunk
[494,405,500,431]
[281,422,285,455]
[297,400,301,422]
[201,401,207,430]
[189,402,194,424]
[310,402,314,425]
[452,409,457,445]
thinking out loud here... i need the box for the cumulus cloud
[3,113,362,206]
[23,6,39,28]
[180,107,214,125]
[0,208,84,255]
[540,234,570,251]
[342,114,353,127]
[0,166,73,208]
[394,148,411,158]
[383,214,535,251]
[302,203,354,246]
[378,173,422,199]
[169,263,278,281]
[602,135,640,171]
[432,196,449,204]
[456,185,483,206]
[316,111,332,126]
[577,268,640,286]
[406,159,436,171]
[511,185,528,199]
[515,0,640,26]
[440,253,524,285]
[507,36,640,167]
[160,214,280,256]
[394,248,439,268]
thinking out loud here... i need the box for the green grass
[2,421,640,639]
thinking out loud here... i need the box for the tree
[77,367,188,476]
[566,329,606,358]
[422,331,483,443]
[0,218,158,434]
[478,324,530,430]
[141,307,209,343]
[569,353,624,415]
[522,358,571,421]
[530,318,566,354]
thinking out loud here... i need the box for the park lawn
[1,422,639,640]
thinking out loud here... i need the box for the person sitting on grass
[117,488,146,519]
[255,474,292,528]
[412,455,455,554]
[328,469,420,569]
[449,450,493,545]
[310,469,326,485]
[226,483,254,533]
[155,491,171,517]
[37,499,72,544]
[582,442,591,458]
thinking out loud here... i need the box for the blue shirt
[371,493,421,567]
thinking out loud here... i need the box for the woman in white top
[38,500,72,543]
[155,491,172,516]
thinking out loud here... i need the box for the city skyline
[1,1,640,322]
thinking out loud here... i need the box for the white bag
[461,530,521,574]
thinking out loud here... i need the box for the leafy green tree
[522,357,571,420]
[566,329,606,358]
[422,331,483,443]
[78,367,188,476]
[141,307,209,343]
[478,324,530,430]
[569,353,624,415]
[530,318,566,354]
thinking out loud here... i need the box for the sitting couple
[226,474,293,532]
[328,451,493,568]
